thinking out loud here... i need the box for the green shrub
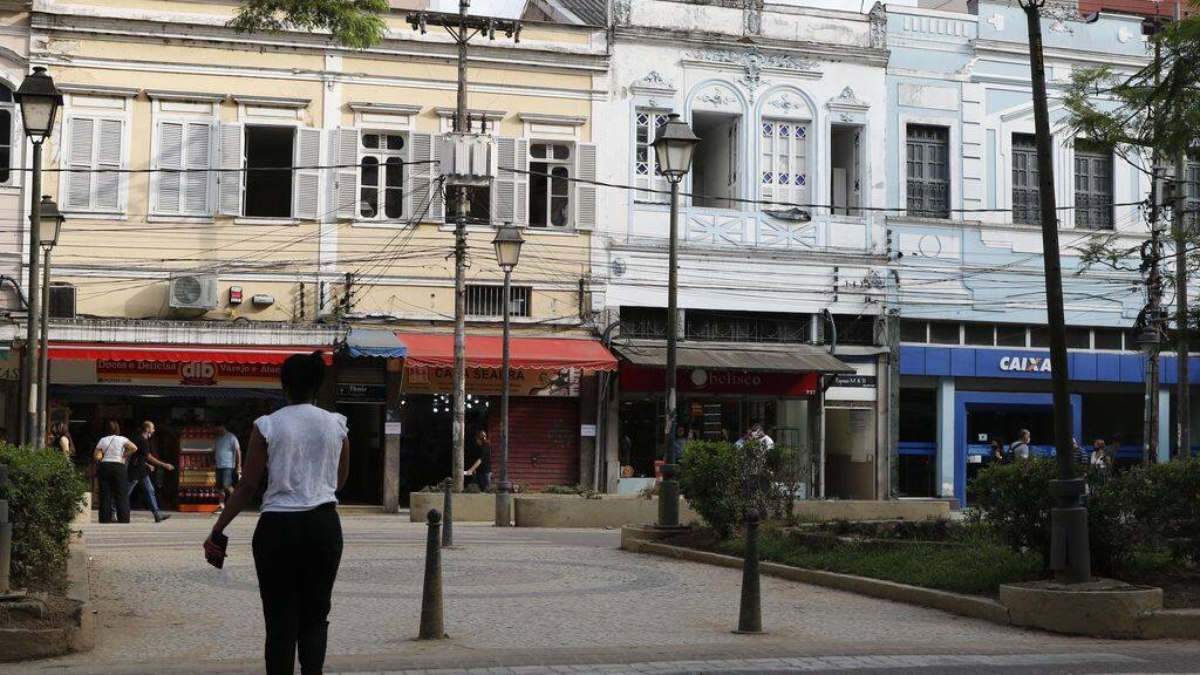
[678,440,807,536]
[967,459,1058,564]
[1116,460,1200,563]
[0,444,86,590]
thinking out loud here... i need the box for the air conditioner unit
[48,284,76,319]
[169,273,219,310]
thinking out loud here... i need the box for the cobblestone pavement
[13,512,1200,675]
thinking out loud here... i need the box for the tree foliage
[231,0,390,49]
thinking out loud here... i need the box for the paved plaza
[10,513,1200,674]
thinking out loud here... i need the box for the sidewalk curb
[630,539,1011,626]
[0,533,93,662]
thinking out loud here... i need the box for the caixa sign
[998,356,1052,373]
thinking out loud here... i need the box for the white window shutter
[292,127,322,220]
[408,131,438,222]
[94,119,123,211]
[332,128,358,219]
[184,122,212,215]
[429,137,443,221]
[574,142,597,230]
[513,138,528,226]
[64,117,94,211]
[494,136,529,225]
[155,120,183,214]
[217,123,244,216]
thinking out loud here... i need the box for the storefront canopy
[49,384,285,400]
[48,342,333,364]
[345,328,408,358]
[614,341,855,374]
[396,333,618,371]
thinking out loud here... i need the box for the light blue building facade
[883,1,1199,501]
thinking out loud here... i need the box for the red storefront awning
[48,343,333,365]
[396,333,618,371]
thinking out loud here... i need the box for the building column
[382,362,402,512]
[1158,386,1171,464]
[935,378,956,499]
[578,372,598,489]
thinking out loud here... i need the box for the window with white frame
[906,125,950,219]
[359,132,405,220]
[152,119,213,216]
[634,109,668,202]
[0,86,13,185]
[830,125,861,216]
[529,142,572,228]
[760,118,809,209]
[217,123,321,220]
[63,115,126,213]
[1074,140,1113,230]
[692,112,740,209]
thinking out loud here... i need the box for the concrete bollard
[657,463,680,527]
[419,508,446,640]
[441,479,454,548]
[734,508,763,634]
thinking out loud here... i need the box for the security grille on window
[465,284,531,318]
[154,120,213,216]
[760,119,809,209]
[634,110,669,203]
[1012,133,1040,225]
[1075,140,1113,230]
[359,133,405,219]
[906,125,950,219]
[530,143,572,228]
[63,116,125,213]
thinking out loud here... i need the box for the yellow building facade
[28,0,610,509]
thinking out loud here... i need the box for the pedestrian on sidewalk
[51,421,73,460]
[465,429,491,491]
[1090,439,1110,484]
[213,422,242,513]
[93,421,137,524]
[124,421,174,523]
[204,352,350,675]
[1009,429,1031,460]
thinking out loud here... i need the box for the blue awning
[346,328,408,359]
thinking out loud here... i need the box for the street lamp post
[652,114,699,529]
[36,197,64,447]
[14,67,62,447]
[492,224,524,527]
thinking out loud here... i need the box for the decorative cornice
[348,102,422,115]
[144,89,225,103]
[518,112,587,126]
[232,95,310,109]
[687,45,818,73]
[826,86,870,112]
[631,70,676,94]
[58,84,138,98]
[696,89,739,107]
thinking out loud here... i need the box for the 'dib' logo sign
[180,362,217,386]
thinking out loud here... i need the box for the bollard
[419,508,446,640]
[441,478,454,548]
[734,508,763,634]
[0,464,9,595]
[657,463,680,528]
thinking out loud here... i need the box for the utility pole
[1019,0,1091,583]
[1143,17,1166,467]
[408,1,519,491]
[1173,1,1190,461]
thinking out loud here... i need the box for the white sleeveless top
[96,435,130,464]
[254,404,348,513]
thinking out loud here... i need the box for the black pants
[252,503,343,675]
[96,462,130,524]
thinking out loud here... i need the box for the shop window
[1075,140,1113,230]
[692,111,740,210]
[620,306,667,339]
[359,132,405,220]
[465,284,531,318]
[1012,133,1040,225]
[928,321,960,345]
[906,125,950,219]
[634,109,669,203]
[244,125,295,218]
[963,323,995,346]
[529,142,572,228]
[1094,328,1123,350]
[686,310,810,343]
[830,125,861,216]
[899,320,928,343]
[760,118,809,210]
[996,324,1027,347]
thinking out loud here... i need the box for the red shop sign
[620,365,818,396]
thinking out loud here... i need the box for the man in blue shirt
[213,423,241,513]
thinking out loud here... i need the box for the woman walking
[51,422,73,460]
[204,352,349,675]
[93,421,137,524]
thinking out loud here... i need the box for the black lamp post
[14,67,62,447]
[36,196,64,446]
[492,223,524,526]
[651,113,699,528]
